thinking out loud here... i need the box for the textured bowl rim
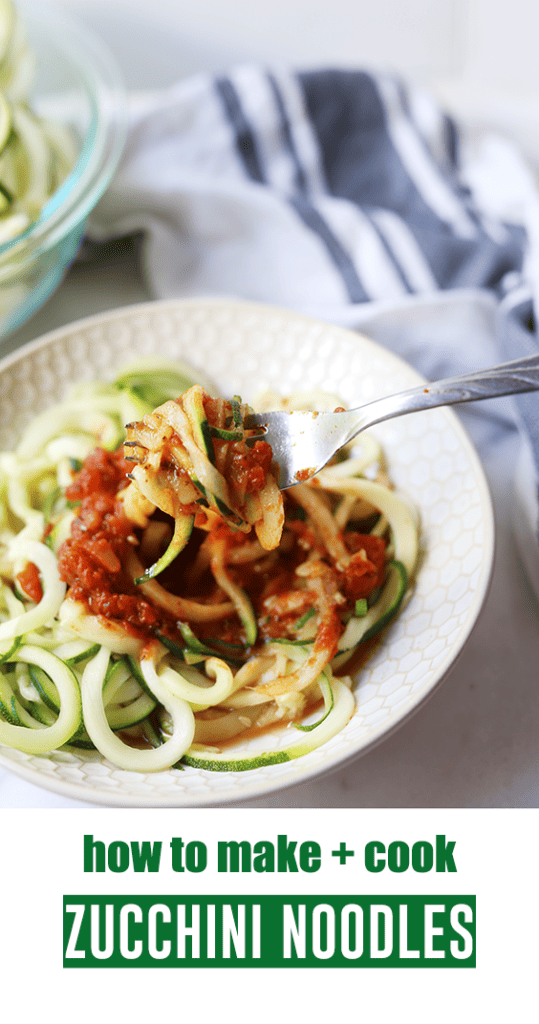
[0,298,496,806]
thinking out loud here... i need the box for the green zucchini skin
[362,561,408,642]
[332,560,408,671]
[134,513,194,584]
[182,386,215,464]
[182,750,291,772]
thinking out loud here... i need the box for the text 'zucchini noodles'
[0,358,418,773]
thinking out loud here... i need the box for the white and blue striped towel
[89,66,539,595]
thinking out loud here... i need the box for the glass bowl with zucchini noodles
[0,0,124,338]
[0,298,495,805]
[0,357,418,774]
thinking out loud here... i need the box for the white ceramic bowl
[0,299,495,805]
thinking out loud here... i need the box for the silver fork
[244,352,539,488]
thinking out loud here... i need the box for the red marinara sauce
[56,447,158,635]
[16,562,43,603]
[226,439,273,494]
[203,394,273,496]
[340,533,386,601]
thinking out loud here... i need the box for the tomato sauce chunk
[16,561,43,603]
[57,447,157,635]
[341,533,387,602]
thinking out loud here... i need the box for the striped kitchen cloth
[88,66,539,590]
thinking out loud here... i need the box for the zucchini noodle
[0,0,77,245]
[0,356,419,773]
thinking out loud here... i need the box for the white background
[1,808,535,1022]
[56,0,539,166]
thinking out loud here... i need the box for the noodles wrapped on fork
[0,369,418,773]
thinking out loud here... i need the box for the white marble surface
[0,245,538,809]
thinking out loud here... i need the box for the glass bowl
[0,1,126,340]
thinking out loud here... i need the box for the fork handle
[347,351,539,438]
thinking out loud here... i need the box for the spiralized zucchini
[0,356,419,773]
[0,0,77,245]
